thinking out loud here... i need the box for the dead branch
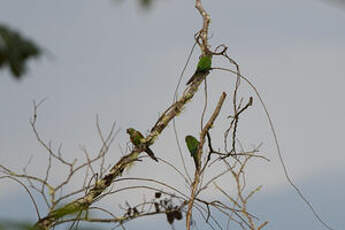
[186,92,226,230]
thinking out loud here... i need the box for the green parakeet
[186,54,212,85]
[185,135,200,169]
[127,128,158,162]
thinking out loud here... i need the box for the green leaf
[0,24,41,79]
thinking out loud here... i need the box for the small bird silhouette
[185,135,200,169]
[127,128,158,162]
[186,55,212,85]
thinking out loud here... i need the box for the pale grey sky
[0,0,344,229]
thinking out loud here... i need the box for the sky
[0,0,344,229]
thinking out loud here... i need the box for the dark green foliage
[140,0,153,8]
[166,211,175,224]
[0,24,41,79]
[166,208,183,224]
[155,192,162,198]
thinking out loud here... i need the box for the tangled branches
[0,1,272,230]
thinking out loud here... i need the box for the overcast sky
[0,0,344,229]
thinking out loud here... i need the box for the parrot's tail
[186,71,209,85]
[145,147,158,162]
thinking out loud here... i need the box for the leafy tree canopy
[0,24,41,79]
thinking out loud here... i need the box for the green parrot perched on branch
[186,54,212,85]
[185,135,200,169]
[126,128,158,162]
